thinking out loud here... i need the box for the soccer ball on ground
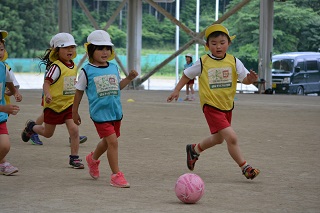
[175,173,205,204]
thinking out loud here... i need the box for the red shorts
[186,79,195,85]
[0,122,8,134]
[44,106,72,125]
[94,121,121,139]
[203,105,232,134]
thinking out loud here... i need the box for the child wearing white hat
[183,53,195,101]
[73,30,138,188]
[21,32,85,169]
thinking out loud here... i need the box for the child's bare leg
[190,84,195,95]
[35,112,44,125]
[186,84,190,96]
[198,133,224,151]
[33,123,56,138]
[0,134,10,164]
[65,119,80,156]
[219,127,245,165]
[104,133,119,174]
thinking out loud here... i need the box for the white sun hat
[85,30,115,61]
[87,30,114,46]
[49,32,77,62]
[51,33,77,48]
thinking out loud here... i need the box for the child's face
[185,56,192,63]
[92,46,112,66]
[206,35,230,58]
[58,45,76,63]
[0,42,5,61]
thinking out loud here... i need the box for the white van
[271,52,320,95]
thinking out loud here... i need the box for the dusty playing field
[1,89,319,213]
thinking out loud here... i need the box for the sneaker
[69,156,84,169]
[186,144,200,171]
[30,134,43,145]
[69,136,88,144]
[0,162,18,176]
[242,165,260,180]
[86,152,100,179]
[21,120,35,142]
[110,172,130,188]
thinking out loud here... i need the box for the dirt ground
[0,89,319,213]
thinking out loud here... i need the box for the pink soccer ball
[175,173,205,204]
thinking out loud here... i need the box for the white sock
[241,162,248,171]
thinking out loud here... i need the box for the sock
[240,161,248,171]
[69,155,79,159]
[194,143,203,154]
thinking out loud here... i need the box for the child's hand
[128,70,138,80]
[45,93,52,104]
[3,104,20,115]
[5,88,12,96]
[14,92,22,102]
[72,112,81,125]
[246,70,258,84]
[167,90,180,102]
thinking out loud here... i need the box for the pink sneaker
[0,162,18,176]
[110,172,130,188]
[86,152,100,179]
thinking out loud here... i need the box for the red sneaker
[86,152,100,179]
[110,172,130,188]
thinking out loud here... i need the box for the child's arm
[43,80,52,104]
[167,74,190,102]
[72,89,84,125]
[0,104,20,115]
[6,82,22,102]
[242,70,258,85]
[119,70,138,90]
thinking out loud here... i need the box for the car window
[306,60,318,71]
[296,61,305,71]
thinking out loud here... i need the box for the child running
[0,30,22,175]
[72,30,138,187]
[167,24,260,180]
[21,32,84,169]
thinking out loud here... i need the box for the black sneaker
[69,156,84,169]
[186,144,200,171]
[21,120,36,142]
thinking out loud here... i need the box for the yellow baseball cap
[204,24,236,51]
[0,30,8,40]
[0,30,8,61]
[205,24,236,41]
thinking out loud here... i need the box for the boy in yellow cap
[167,24,260,180]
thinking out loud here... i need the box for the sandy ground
[0,89,319,213]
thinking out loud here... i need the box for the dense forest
[0,0,319,70]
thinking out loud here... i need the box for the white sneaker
[0,162,18,176]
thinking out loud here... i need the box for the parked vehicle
[271,52,320,95]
